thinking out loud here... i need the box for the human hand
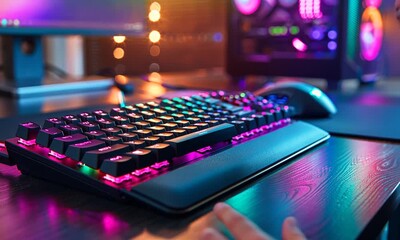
[200,202,306,240]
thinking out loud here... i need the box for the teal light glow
[1,19,7,26]
[346,1,360,59]
[310,88,322,98]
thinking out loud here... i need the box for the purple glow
[104,174,131,183]
[49,150,66,159]
[327,41,337,50]
[299,0,323,20]
[311,30,324,40]
[292,38,308,52]
[328,30,337,40]
[17,138,36,146]
[234,0,261,15]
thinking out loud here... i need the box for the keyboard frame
[6,120,330,214]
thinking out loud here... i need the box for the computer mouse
[254,81,337,118]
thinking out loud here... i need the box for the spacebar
[165,123,237,156]
[130,121,329,212]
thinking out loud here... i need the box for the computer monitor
[0,0,147,97]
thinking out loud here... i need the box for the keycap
[81,144,130,169]
[84,130,107,140]
[123,140,146,150]
[165,123,237,156]
[102,127,123,136]
[50,133,88,154]
[36,127,64,147]
[96,118,116,128]
[78,121,100,132]
[78,112,96,122]
[124,149,156,169]
[43,118,65,129]
[62,115,80,124]
[117,124,137,133]
[16,122,41,140]
[100,156,136,177]
[101,136,123,146]
[59,124,83,135]
[118,133,139,142]
[230,120,247,134]
[145,143,175,162]
[65,140,106,161]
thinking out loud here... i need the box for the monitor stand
[0,36,113,98]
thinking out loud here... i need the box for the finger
[200,227,228,240]
[213,202,273,240]
[282,217,307,240]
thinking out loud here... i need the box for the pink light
[299,0,323,20]
[17,138,36,146]
[132,167,151,176]
[360,7,383,61]
[0,142,5,148]
[365,0,382,7]
[151,160,170,169]
[104,174,131,183]
[234,0,261,15]
[49,150,66,159]
[292,38,308,52]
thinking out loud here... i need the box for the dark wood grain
[0,136,399,240]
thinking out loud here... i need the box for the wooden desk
[0,136,399,239]
[0,73,400,239]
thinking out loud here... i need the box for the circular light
[149,63,160,72]
[149,30,161,43]
[360,7,383,61]
[150,45,161,56]
[234,0,261,15]
[113,47,125,59]
[113,36,126,43]
[150,2,161,11]
[327,30,337,39]
[327,41,337,50]
[149,9,161,22]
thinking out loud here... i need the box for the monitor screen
[0,0,147,96]
[0,0,146,36]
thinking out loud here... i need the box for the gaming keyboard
[2,91,329,214]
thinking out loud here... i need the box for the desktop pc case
[227,0,384,86]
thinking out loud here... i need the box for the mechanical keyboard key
[16,122,41,140]
[65,139,106,161]
[36,127,64,147]
[165,123,237,156]
[84,130,107,140]
[43,118,65,129]
[124,149,156,169]
[101,136,123,146]
[117,124,137,133]
[50,133,88,154]
[59,124,83,135]
[78,121,100,132]
[123,140,146,150]
[81,144,131,169]
[230,120,247,134]
[145,143,175,162]
[118,133,139,142]
[100,156,135,177]
[78,112,96,122]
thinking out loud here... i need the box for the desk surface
[0,72,400,239]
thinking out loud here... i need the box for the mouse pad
[305,92,400,142]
